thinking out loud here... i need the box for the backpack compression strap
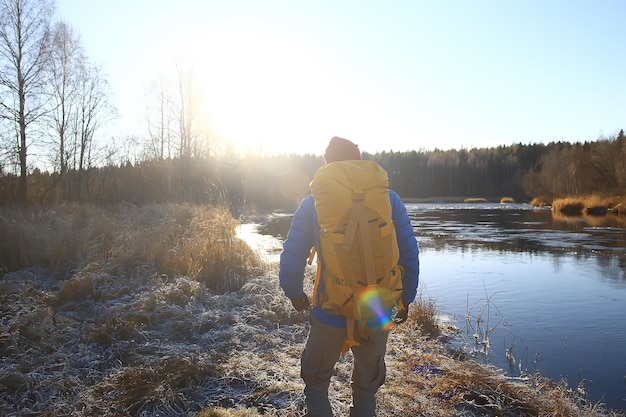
[342,193,377,288]
[308,246,322,307]
[339,192,380,352]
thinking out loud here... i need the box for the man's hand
[393,305,409,324]
[290,293,310,312]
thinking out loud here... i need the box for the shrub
[409,293,439,338]
[551,198,585,215]
[550,195,626,217]
[529,196,551,207]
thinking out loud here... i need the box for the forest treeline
[379,130,626,202]
[1,130,624,211]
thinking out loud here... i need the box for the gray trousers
[301,315,390,417]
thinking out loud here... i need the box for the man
[279,136,420,417]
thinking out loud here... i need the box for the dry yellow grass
[0,203,261,291]
[464,197,488,203]
[529,196,550,207]
[552,197,586,215]
[551,195,626,217]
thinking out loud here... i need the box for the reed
[408,291,439,338]
[552,197,586,215]
[462,286,509,357]
[551,195,626,217]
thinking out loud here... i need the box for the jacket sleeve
[389,191,419,306]
[278,195,316,300]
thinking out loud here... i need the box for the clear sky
[55,0,626,156]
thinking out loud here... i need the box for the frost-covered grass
[0,204,622,416]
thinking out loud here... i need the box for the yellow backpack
[310,160,403,351]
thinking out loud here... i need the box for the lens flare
[359,287,394,331]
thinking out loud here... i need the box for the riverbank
[0,204,623,416]
[4,264,622,417]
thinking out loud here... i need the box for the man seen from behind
[279,136,420,417]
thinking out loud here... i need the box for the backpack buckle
[365,284,380,293]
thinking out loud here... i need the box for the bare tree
[615,130,626,192]
[0,0,53,201]
[145,75,174,160]
[173,59,202,160]
[72,61,114,200]
[144,57,209,163]
[587,136,626,195]
[46,19,116,201]
[48,20,82,178]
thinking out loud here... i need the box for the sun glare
[142,20,424,157]
[153,22,353,156]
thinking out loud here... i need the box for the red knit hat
[323,136,362,164]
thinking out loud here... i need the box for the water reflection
[409,204,626,285]
[408,203,626,411]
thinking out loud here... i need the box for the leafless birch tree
[0,0,52,201]
[48,20,81,178]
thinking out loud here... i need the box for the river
[239,203,626,411]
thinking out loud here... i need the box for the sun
[199,24,337,155]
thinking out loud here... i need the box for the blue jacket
[279,191,419,328]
